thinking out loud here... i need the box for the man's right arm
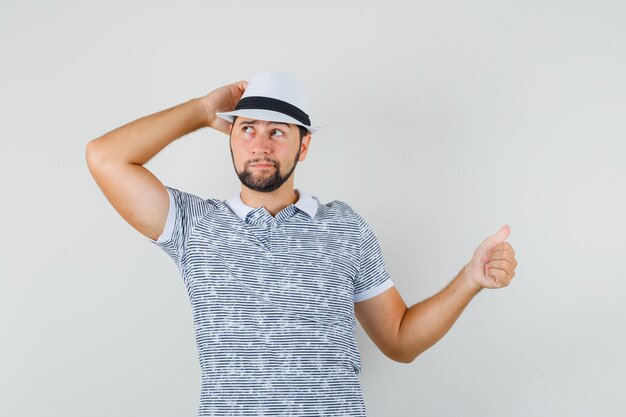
[85,80,248,241]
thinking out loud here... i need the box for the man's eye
[272,129,284,136]
[242,126,253,133]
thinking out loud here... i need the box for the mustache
[247,159,278,166]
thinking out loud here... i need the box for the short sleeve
[148,186,218,268]
[353,213,394,303]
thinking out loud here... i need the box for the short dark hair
[232,115,308,141]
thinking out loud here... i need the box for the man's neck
[239,184,299,217]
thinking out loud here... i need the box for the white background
[1,1,625,416]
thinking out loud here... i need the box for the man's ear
[298,134,312,161]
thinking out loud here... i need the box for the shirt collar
[224,189,318,221]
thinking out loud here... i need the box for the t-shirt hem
[149,187,176,244]
[354,277,394,303]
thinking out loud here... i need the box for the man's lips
[250,163,275,168]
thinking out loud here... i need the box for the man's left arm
[355,224,518,363]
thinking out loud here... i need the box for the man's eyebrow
[238,119,290,129]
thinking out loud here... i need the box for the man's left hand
[465,224,518,290]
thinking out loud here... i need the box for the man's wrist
[460,263,483,295]
[193,97,213,128]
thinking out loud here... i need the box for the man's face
[229,117,310,192]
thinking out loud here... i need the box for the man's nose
[251,133,272,153]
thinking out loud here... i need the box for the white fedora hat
[216,70,321,134]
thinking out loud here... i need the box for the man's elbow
[85,139,107,167]
[388,348,420,364]
[396,353,418,364]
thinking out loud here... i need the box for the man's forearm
[87,98,208,166]
[396,265,481,362]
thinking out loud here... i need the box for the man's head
[228,115,311,192]
[215,71,319,193]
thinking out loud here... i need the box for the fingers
[485,258,517,273]
[484,255,517,288]
[485,251,517,264]
[484,243,516,264]
[489,241,515,255]
[483,240,517,286]
[484,251,518,268]
[486,266,512,287]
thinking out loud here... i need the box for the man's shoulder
[316,197,362,220]
[163,186,226,219]
[165,185,224,206]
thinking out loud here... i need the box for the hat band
[235,96,311,126]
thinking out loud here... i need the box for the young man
[86,71,518,416]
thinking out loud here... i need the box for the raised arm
[85,80,248,241]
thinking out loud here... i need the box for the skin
[355,225,518,363]
[227,116,311,216]
[86,78,519,365]
[224,115,519,363]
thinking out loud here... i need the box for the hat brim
[216,109,321,134]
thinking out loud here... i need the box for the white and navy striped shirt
[149,186,394,416]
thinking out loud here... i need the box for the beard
[230,141,301,193]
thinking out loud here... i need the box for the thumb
[475,224,511,255]
[238,80,249,90]
[492,224,511,243]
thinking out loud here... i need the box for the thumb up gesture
[465,224,518,290]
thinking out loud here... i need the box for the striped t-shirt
[149,186,394,416]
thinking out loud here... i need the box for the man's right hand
[200,80,249,135]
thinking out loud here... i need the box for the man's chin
[240,178,281,192]
[246,185,281,193]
